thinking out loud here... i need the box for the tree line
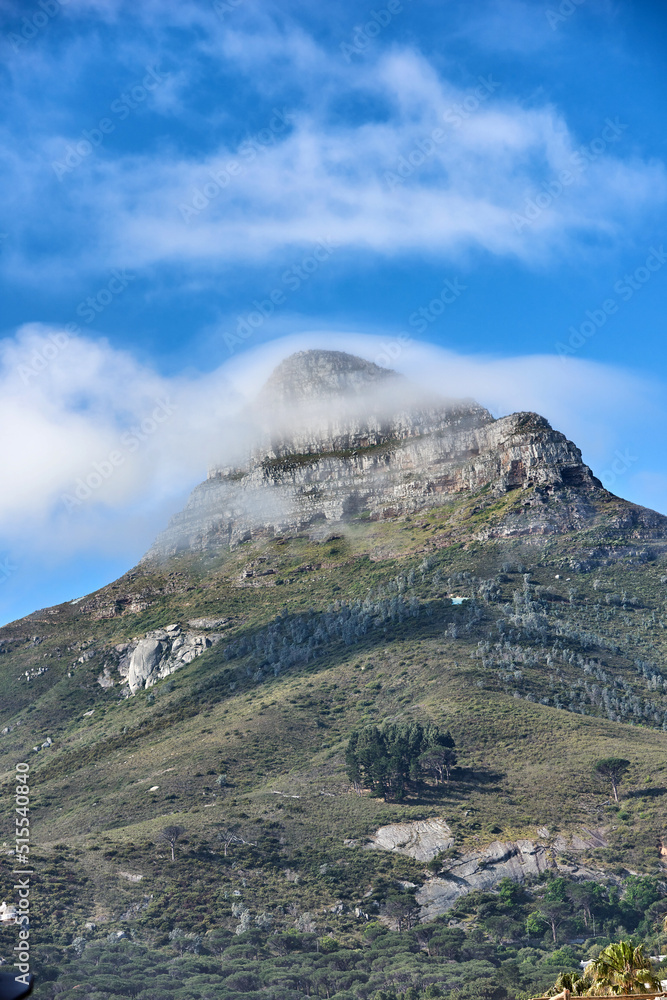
[345,722,457,800]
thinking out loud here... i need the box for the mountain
[1,350,667,1000]
[146,349,659,558]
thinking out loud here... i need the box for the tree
[590,940,661,994]
[549,970,593,997]
[217,825,242,857]
[594,757,631,801]
[158,824,185,862]
[345,722,457,800]
[419,727,457,784]
[535,900,569,943]
[622,874,662,914]
[496,877,526,909]
[566,880,605,936]
[380,891,419,931]
[216,824,254,856]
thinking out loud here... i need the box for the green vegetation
[594,759,632,803]
[588,940,661,994]
[1,488,667,999]
[2,864,666,1000]
[345,723,456,800]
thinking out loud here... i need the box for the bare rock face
[417,840,552,920]
[364,819,611,921]
[260,350,399,405]
[105,625,224,694]
[127,638,165,693]
[143,349,648,560]
[366,818,454,861]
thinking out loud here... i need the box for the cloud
[0,325,664,565]
[0,28,664,285]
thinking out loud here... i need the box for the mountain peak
[259,350,399,405]
[144,340,611,560]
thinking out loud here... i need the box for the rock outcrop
[363,817,610,921]
[145,350,618,559]
[366,818,454,862]
[105,624,225,694]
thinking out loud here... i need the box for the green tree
[419,726,457,783]
[590,940,661,994]
[548,970,594,997]
[345,722,456,800]
[380,891,419,931]
[594,757,631,801]
[345,726,387,794]
[158,824,185,862]
[566,880,606,935]
[497,877,526,909]
[535,900,569,943]
[623,874,662,913]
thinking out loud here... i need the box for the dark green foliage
[594,757,631,801]
[4,494,667,1000]
[11,857,667,1000]
[345,723,456,800]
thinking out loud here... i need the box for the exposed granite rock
[417,840,552,920]
[187,617,229,629]
[146,370,599,558]
[366,818,454,861]
[260,350,399,405]
[363,818,611,921]
[101,625,224,694]
[142,350,667,560]
[128,638,166,693]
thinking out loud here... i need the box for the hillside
[1,351,667,1000]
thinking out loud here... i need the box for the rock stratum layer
[360,818,610,921]
[145,349,663,559]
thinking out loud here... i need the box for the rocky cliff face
[360,817,610,921]
[99,622,227,694]
[144,350,627,560]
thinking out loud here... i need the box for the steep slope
[1,351,667,1000]
[146,351,658,559]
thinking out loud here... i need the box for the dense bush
[345,723,456,800]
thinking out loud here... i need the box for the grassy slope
[0,486,667,992]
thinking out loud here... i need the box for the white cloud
[0,326,664,571]
[0,38,664,283]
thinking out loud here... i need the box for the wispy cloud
[0,26,664,285]
[0,325,663,553]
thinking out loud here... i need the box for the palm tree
[590,941,661,995]
[550,970,593,997]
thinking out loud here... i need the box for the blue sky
[1,0,666,625]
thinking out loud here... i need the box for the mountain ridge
[2,349,667,1000]
[147,350,663,562]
